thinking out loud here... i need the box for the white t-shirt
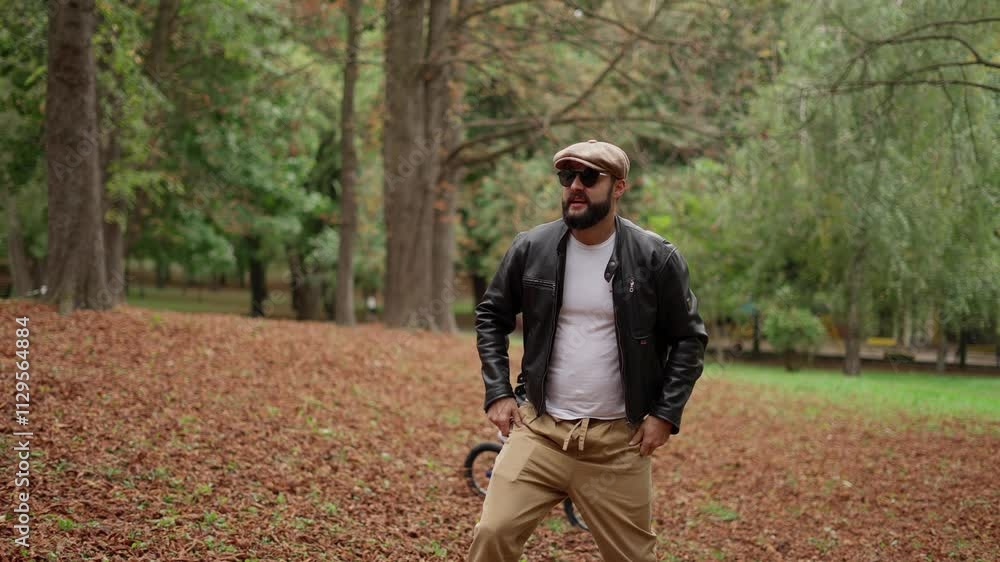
[544,230,626,420]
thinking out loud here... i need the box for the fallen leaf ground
[0,301,996,561]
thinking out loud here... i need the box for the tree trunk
[287,249,324,321]
[958,328,967,370]
[124,188,147,281]
[289,256,301,314]
[335,0,362,326]
[901,298,912,349]
[124,259,131,297]
[935,312,948,373]
[4,188,35,298]
[43,0,109,313]
[712,319,726,364]
[154,256,169,288]
[429,0,470,334]
[147,0,179,83]
[842,247,865,376]
[431,168,460,333]
[322,278,335,320]
[247,235,268,317]
[99,42,126,307]
[102,203,126,304]
[843,110,886,375]
[302,276,324,321]
[382,0,436,329]
[783,349,800,372]
[236,258,246,289]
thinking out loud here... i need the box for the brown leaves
[0,300,996,560]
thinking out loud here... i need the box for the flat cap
[553,139,630,180]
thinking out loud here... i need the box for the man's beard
[562,193,612,229]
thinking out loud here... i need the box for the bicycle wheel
[563,498,589,532]
[464,442,503,496]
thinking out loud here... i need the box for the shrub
[762,306,825,371]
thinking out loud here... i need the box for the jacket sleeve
[650,247,709,434]
[474,232,526,412]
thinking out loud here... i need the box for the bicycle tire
[464,442,503,497]
[563,498,590,532]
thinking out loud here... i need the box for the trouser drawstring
[561,417,591,452]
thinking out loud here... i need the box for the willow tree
[725,0,999,375]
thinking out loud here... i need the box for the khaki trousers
[467,402,656,562]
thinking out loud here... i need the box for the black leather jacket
[475,214,708,433]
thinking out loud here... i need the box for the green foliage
[2,0,994,345]
[96,0,172,211]
[175,215,237,277]
[632,158,751,321]
[716,0,999,351]
[0,0,47,188]
[457,156,562,280]
[0,0,49,262]
[762,305,826,355]
[457,0,786,299]
[306,227,340,271]
[113,0,345,289]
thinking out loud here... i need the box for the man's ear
[614,178,627,199]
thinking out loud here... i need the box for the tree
[96,0,169,306]
[1,0,49,298]
[125,0,336,319]
[381,0,452,329]
[720,0,998,375]
[44,0,110,313]
[335,0,363,326]
[762,304,826,371]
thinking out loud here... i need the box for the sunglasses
[557,167,611,188]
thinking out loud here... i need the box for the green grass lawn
[126,285,296,316]
[126,285,477,320]
[705,362,1000,424]
[451,296,475,316]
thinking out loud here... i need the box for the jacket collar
[555,214,623,283]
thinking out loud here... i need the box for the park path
[0,300,996,561]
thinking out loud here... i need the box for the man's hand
[486,397,523,437]
[628,415,673,456]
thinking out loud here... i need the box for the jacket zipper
[612,272,630,423]
[539,248,565,415]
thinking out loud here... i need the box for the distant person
[468,139,709,561]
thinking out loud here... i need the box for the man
[467,139,708,561]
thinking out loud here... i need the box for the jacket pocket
[626,275,657,339]
[521,276,556,330]
[522,276,556,291]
